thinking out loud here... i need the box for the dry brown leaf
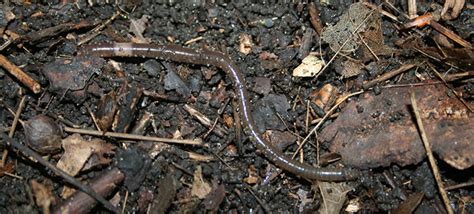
[31,179,56,214]
[243,165,260,185]
[0,162,15,177]
[57,134,92,176]
[82,140,116,171]
[129,15,151,43]
[191,166,211,199]
[202,180,226,212]
[317,182,352,214]
[57,134,115,176]
[292,53,325,77]
[338,60,365,78]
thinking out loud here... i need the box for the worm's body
[80,43,360,181]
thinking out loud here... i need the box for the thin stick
[410,92,453,214]
[184,36,203,45]
[121,190,128,214]
[415,49,462,72]
[308,2,324,35]
[183,104,227,137]
[293,90,364,159]
[445,181,474,191]
[78,11,121,46]
[86,105,102,132]
[356,33,380,61]
[2,96,27,167]
[0,54,41,93]
[3,171,24,179]
[428,64,473,112]
[363,2,399,22]
[408,0,417,19]
[63,127,202,145]
[429,20,472,49]
[4,137,118,213]
[363,64,416,89]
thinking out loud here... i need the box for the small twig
[310,112,339,125]
[217,98,231,115]
[0,54,41,93]
[86,105,102,132]
[53,168,124,213]
[275,112,305,142]
[383,0,410,19]
[382,81,444,88]
[244,185,270,213]
[2,96,27,167]
[428,64,473,112]
[3,171,24,179]
[184,36,204,45]
[203,118,219,140]
[363,2,399,22]
[207,149,235,170]
[410,92,453,214]
[407,0,417,19]
[78,11,121,46]
[444,181,474,191]
[170,162,193,176]
[0,38,13,51]
[4,136,118,213]
[187,151,214,162]
[429,20,472,49]
[414,48,462,71]
[183,104,227,137]
[362,63,416,89]
[231,98,243,154]
[142,90,186,102]
[305,100,310,133]
[293,90,364,159]
[404,13,472,48]
[121,190,128,214]
[356,32,380,61]
[308,2,324,36]
[63,127,202,145]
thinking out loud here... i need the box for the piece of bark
[149,170,177,214]
[321,83,473,170]
[53,168,124,214]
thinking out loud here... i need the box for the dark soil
[0,1,472,213]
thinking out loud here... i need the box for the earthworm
[79,43,360,181]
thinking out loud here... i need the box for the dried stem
[1,96,26,167]
[0,54,41,93]
[63,127,202,145]
[410,92,453,214]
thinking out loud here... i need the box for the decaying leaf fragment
[57,134,115,176]
[239,33,253,55]
[292,53,325,77]
[31,179,56,214]
[191,166,211,199]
